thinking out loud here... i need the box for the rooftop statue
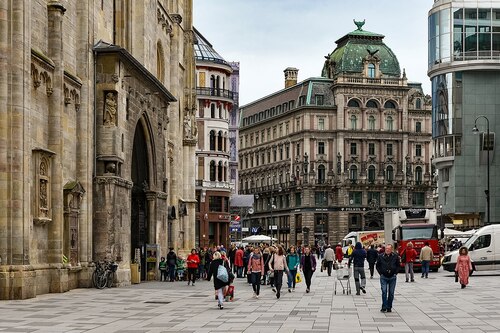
[353,19,366,31]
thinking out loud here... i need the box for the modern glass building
[428,0,500,228]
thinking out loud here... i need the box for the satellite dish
[248,208,254,215]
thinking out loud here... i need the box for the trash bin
[130,263,140,284]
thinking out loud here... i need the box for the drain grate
[144,301,171,304]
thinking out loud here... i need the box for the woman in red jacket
[234,246,244,278]
[186,249,200,286]
[400,242,418,282]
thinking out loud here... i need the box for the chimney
[284,67,299,88]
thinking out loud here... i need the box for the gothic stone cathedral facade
[0,0,196,299]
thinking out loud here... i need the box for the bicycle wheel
[92,270,100,289]
[96,273,107,289]
[106,271,114,288]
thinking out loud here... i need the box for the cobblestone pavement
[1,267,500,333]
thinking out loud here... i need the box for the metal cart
[334,264,351,295]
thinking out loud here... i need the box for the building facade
[194,29,238,248]
[429,0,500,228]
[238,22,434,247]
[0,0,196,300]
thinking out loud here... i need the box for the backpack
[217,264,229,283]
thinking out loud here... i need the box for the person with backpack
[207,251,230,310]
[348,242,367,295]
[366,245,379,279]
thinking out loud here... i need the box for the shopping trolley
[334,264,351,295]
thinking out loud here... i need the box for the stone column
[146,192,157,244]
[0,0,8,265]
[47,1,66,264]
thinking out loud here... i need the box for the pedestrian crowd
[157,240,472,312]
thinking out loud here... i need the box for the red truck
[384,209,441,272]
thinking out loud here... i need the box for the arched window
[219,105,222,119]
[350,115,357,130]
[415,98,422,109]
[368,63,375,78]
[386,165,394,182]
[384,101,396,109]
[347,99,360,108]
[210,104,215,118]
[415,166,423,185]
[217,131,223,151]
[210,75,216,95]
[209,161,216,181]
[386,116,394,131]
[349,165,358,182]
[366,100,378,108]
[368,165,376,183]
[416,121,422,133]
[218,161,223,181]
[368,116,375,130]
[317,164,326,184]
[209,130,216,150]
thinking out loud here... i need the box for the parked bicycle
[93,261,118,289]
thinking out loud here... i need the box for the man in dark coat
[376,244,400,313]
[367,245,379,279]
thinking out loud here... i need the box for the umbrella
[242,235,277,243]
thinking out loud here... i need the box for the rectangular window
[349,191,362,205]
[368,143,375,155]
[289,100,294,110]
[318,142,325,155]
[386,143,393,156]
[411,192,426,207]
[315,192,328,206]
[285,122,289,135]
[286,145,290,159]
[368,192,380,206]
[441,167,450,182]
[350,142,357,155]
[385,192,399,206]
[318,118,325,130]
[416,144,422,157]
[296,143,300,156]
[296,118,300,130]
[315,94,324,105]
[295,192,302,206]
[298,95,306,106]
[255,135,259,145]
[209,196,223,212]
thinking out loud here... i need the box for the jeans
[251,272,261,295]
[405,262,414,281]
[168,264,176,281]
[287,269,297,289]
[380,275,397,310]
[236,266,243,278]
[353,266,366,293]
[421,260,430,277]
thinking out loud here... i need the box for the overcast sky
[193,0,434,106]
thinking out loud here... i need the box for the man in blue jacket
[375,244,400,313]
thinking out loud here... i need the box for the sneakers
[253,293,257,298]
[306,288,310,293]
[360,287,366,294]
[256,294,259,299]
[292,288,295,292]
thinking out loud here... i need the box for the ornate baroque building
[193,29,239,248]
[0,0,196,299]
[238,22,434,246]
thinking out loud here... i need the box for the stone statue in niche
[183,116,191,138]
[337,152,342,174]
[40,180,48,209]
[104,92,117,126]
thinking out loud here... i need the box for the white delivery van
[442,224,500,272]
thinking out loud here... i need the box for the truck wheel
[432,267,439,272]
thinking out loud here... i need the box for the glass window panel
[478,33,492,58]
[493,33,500,57]
[440,32,451,61]
[440,9,450,35]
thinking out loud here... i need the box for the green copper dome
[321,20,401,78]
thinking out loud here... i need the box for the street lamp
[472,116,491,225]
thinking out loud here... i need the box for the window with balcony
[416,98,422,109]
[368,165,376,183]
[415,166,423,185]
[349,165,358,183]
[317,165,326,184]
[318,142,325,155]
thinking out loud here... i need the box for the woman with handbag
[269,245,289,299]
[207,251,230,309]
[455,246,473,289]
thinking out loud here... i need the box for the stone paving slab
[1,266,500,332]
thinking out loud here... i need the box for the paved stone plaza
[0,267,499,333]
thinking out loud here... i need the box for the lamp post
[472,116,491,225]
[439,203,443,228]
